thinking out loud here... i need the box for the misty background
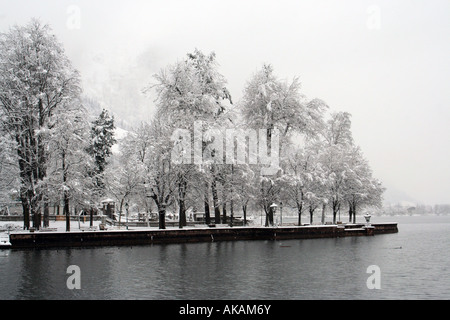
[0,0,448,206]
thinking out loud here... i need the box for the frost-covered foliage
[146,49,236,226]
[149,49,234,132]
[87,108,116,188]
[137,52,384,227]
[0,134,20,203]
[238,65,383,225]
[241,64,328,144]
[42,101,96,230]
[0,19,81,229]
[0,19,384,229]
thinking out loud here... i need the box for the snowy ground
[0,218,259,235]
[0,220,102,234]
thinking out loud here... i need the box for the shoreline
[3,222,398,249]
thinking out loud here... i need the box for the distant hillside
[81,95,135,131]
[111,127,129,155]
[382,182,418,207]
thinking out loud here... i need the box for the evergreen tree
[87,109,116,190]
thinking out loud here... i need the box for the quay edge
[6,223,398,249]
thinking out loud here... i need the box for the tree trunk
[309,206,315,224]
[222,202,227,224]
[20,190,30,230]
[264,206,269,227]
[43,197,49,228]
[352,202,357,224]
[242,203,247,226]
[349,204,353,223]
[31,194,40,230]
[17,136,30,230]
[158,203,166,229]
[332,201,339,224]
[90,208,94,227]
[62,150,71,231]
[204,199,210,225]
[229,199,233,227]
[211,176,221,224]
[37,104,47,229]
[37,209,41,229]
[297,200,303,226]
[266,205,274,226]
[321,203,326,224]
[178,199,186,228]
[229,164,234,226]
[64,192,70,231]
[178,178,187,228]
[204,182,211,225]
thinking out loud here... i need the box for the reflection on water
[0,215,449,300]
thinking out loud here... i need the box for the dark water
[0,215,449,300]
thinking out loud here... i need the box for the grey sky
[1,0,449,205]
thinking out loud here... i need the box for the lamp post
[280,202,283,226]
[125,202,129,230]
[146,193,152,227]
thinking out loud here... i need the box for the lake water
[0,215,449,300]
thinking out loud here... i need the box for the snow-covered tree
[322,111,353,146]
[318,111,384,224]
[281,142,326,225]
[319,112,354,224]
[240,64,327,225]
[149,49,234,225]
[143,116,178,229]
[0,19,81,229]
[119,122,152,219]
[44,100,94,230]
[228,163,258,225]
[241,64,327,146]
[342,145,385,223]
[87,108,116,191]
[104,138,143,229]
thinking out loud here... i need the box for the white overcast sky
[1,0,449,205]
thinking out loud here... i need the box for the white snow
[0,220,103,234]
[111,127,129,154]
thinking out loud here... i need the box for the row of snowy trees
[0,20,116,230]
[0,19,384,231]
[109,50,385,228]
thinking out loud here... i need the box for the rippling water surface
[0,215,449,300]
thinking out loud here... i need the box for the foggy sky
[1,0,449,205]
